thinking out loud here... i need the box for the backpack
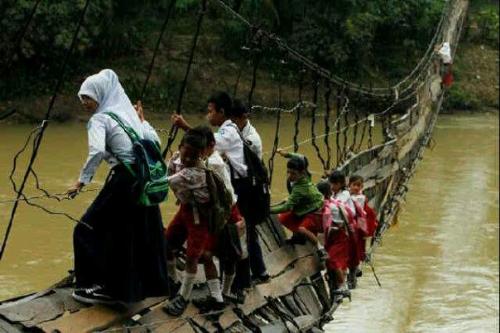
[230,125,271,224]
[203,167,233,234]
[105,112,169,206]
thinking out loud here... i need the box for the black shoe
[347,272,357,290]
[192,296,226,314]
[252,273,270,285]
[72,285,115,305]
[356,268,363,277]
[163,295,188,317]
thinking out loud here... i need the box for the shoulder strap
[104,112,141,143]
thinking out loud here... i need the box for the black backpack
[231,125,271,224]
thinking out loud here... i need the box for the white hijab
[78,69,144,137]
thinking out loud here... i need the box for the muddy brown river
[0,112,498,332]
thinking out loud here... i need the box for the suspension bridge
[0,0,469,332]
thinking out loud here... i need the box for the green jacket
[270,175,324,217]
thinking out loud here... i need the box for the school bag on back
[229,125,270,224]
[105,112,169,206]
[204,168,233,234]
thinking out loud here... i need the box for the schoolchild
[328,170,360,289]
[271,151,324,245]
[348,175,378,263]
[163,130,215,316]
[69,69,169,305]
[190,126,247,312]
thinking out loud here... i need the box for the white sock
[207,279,224,302]
[179,273,196,300]
[167,260,178,283]
[222,273,236,296]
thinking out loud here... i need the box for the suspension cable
[162,0,208,158]
[0,0,92,261]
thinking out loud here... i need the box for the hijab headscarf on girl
[78,69,144,138]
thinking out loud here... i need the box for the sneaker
[192,296,226,314]
[252,273,270,285]
[163,295,188,317]
[72,285,115,305]
[331,287,351,302]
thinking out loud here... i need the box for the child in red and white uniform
[349,175,378,264]
[163,130,216,316]
[328,170,361,289]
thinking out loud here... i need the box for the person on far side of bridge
[271,150,324,247]
[348,175,379,270]
[163,130,216,316]
[328,170,361,290]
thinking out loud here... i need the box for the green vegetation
[0,0,497,122]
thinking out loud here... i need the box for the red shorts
[278,211,322,234]
[164,204,216,260]
[325,229,349,270]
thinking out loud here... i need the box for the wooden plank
[0,318,23,333]
[241,256,320,316]
[39,297,166,333]
[0,288,84,328]
[265,244,315,277]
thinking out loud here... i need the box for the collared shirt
[78,113,160,184]
[241,121,263,159]
[214,120,247,178]
[332,190,355,215]
[167,153,209,204]
[207,151,237,204]
[270,175,324,217]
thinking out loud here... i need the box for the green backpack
[203,167,233,234]
[105,112,169,206]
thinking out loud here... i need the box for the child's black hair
[287,155,309,172]
[180,129,206,153]
[316,180,332,199]
[207,91,232,114]
[192,125,215,146]
[227,99,249,118]
[328,170,346,187]
[349,174,364,185]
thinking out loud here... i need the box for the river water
[0,112,498,331]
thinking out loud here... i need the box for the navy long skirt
[73,164,169,302]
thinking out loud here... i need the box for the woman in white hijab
[69,69,169,305]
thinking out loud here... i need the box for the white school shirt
[332,189,355,215]
[79,113,160,185]
[207,151,238,205]
[214,120,248,178]
[241,121,263,160]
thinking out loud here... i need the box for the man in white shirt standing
[227,99,269,285]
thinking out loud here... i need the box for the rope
[138,0,177,101]
[310,78,327,171]
[293,70,306,152]
[0,0,92,262]
[267,63,284,185]
[162,0,207,159]
[323,82,333,170]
